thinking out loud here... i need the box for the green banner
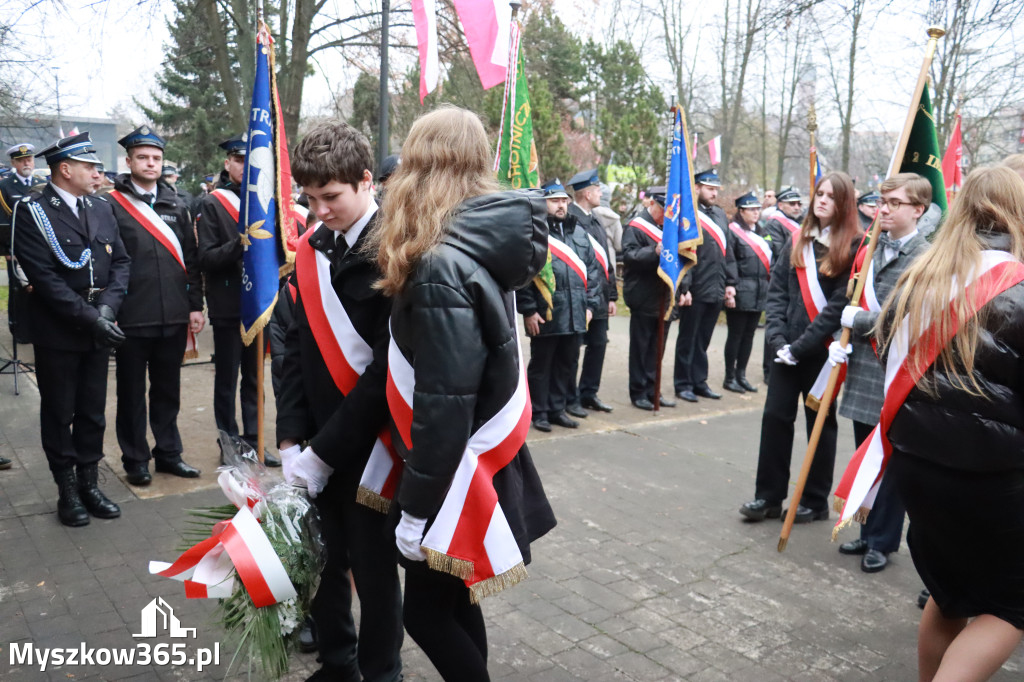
[898,84,948,213]
[496,30,538,189]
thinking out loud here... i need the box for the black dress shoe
[917,589,930,609]
[677,390,699,403]
[155,459,201,478]
[723,378,745,393]
[0,456,11,470]
[565,403,589,419]
[658,395,676,408]
[297,616,318,653]
[786,505,829,523]
[550,413,579,429]
[839,538,869,555]
[739,499,782,521]
[694,386,722,399]
[532,418,552,432]
[861,549,889,573]
[262,450,282,467]
[77,465,121,519]
[632,398,655,411]
[736,375,758,392]
[124,463,152,487]
[581,396,614,412]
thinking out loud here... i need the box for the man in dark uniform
[13,132,131,526]
[517,179,601,431]
[195,134,280,465]
[108,126,204,486]
[674,168,737,402]
[621,187,677,411]
[566,168,617,414]
[160,163,193,208]
[0,143,38,346]
[856,190,879,229]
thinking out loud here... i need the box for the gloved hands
[828,340,853,366]
[774,344,798,366]
[279,443,301,483]
[841,305,861,329]
[283,446,334,498]
[395,511,428,561]
[93,304,126,348]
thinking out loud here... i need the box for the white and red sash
[698,211,726,256]
[211,188,240,222]
[766,208,801,236]
[588,233,609,280]
[109,190,185,270]
[386,316,532,603]
[629,216,663,244]
[795,242,848,409]
[833,251,1024,533]
[293,230,403,512]
[729,222,771,273]
[548,235,587,288]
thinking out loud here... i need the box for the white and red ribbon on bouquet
[149,471,297,608]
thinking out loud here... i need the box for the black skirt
[888,447,1024,629]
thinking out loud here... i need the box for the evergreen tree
[531,78,574,183]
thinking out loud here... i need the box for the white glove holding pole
[841,305,861,329]
[284,446,334,498]
[828,340,853,367]
[774,344,798,366]
[396,511,428,561]
[279,444,301,483]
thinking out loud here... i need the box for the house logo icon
[133,597,197,638]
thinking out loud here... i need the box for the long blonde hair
[878,165,1024,395]
[371,106,499,296]
[791,171,861,275]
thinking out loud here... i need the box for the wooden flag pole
[808,101,818,196]
[778,26,945,552]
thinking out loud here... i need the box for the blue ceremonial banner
[658,107,701,311]
[238,25,280,345]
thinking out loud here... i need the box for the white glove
[828,340,853,367]
[285,446,334,498]
[279,444,301,483]
[396,511,428,561]
[841,305,861,329]
[774,344,798,366]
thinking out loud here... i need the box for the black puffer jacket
[621,208,666,317]
[729,216,770,312]
[765,235,858,361]
[389,190,557,563]
[888,234,1024,472]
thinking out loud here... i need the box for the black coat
[729,216,770,312]
[515,214,601,335]
[763,209,803,262]
[268,274,296,399]
[0,173,34,255]
[621,208,668,317]
[110,174,203,332]
[196,171,244,322]
[389,190,556,562]
[764,235,858,361]
[568,202,618,319]
[275,219,391,472]
[680,203,737,303]
[13,184,131,351]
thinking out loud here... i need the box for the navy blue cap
[694,169,721,187]
[219,133,248,156]
[162,164,179,176]
[118,125,165,151]
[7,144,35,160]
[647,185,667,206]
[542,178,569,199]
[858,191,880,206]
[38,132,103,165]
[104,171,117,180]
[735,192,761,209]
[378,154,400,183]
[776,186,802,203]
[568,168,600,191]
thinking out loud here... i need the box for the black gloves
[93,304,126,349]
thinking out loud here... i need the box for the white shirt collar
[340,199,378,250]
[892,228,918,248]
[131,179,158,202]
[51,182,82,217]
[573,201,591,216]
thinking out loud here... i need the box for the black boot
[723,368,745,393]
[54,469,89,527]
[736,370,758,392]
[77,464,121,519]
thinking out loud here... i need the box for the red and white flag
[708,135,722,166]
[941,114,963,205]
[452,0,510,90]
[412,0,440,102]
[69,125,80,136]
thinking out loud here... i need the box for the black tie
[142,193,154,206]
[77,198,90,237]
[331,238,348,273]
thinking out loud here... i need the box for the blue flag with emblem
[238,24,280,346]
[657,107,701,313]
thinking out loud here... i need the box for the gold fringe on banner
[425,548,474,581]
[355,487,391,514]
[468,563,528,604]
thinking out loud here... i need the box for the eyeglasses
[878,198,920,211]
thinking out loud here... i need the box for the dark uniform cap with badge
[118,125,166,151]
[7,143,35,160]
[694,168,721,187]
[776,186,802,203]
[858,190,880,207]
[162,164,179,176]
[219,133,248,157]
[735,191,761,209]
[377,154,400,183]
[37,132,103,165]
[541,178,569,199]
[647,185,667,206]
[568,168,600,192]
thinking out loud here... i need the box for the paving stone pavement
[0,312,1022,681]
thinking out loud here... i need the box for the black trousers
[673,300,722,393]
[724,309,761,377]
[6,259,31,344]
[527,333,582,420]
[115,326,187,466]
[312,471,403,681]
[34,344,110,474]
[568,317,609,404]
[628,314,671,402]
[403,562,488,682]
[754,359,838,511]
[211,322,258,438]
[853,420,906,554]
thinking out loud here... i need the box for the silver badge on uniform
[49,196,60,207]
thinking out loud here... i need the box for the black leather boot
[54,468,89,527]
[736,370,758,392]
[723,369,745,393]
[77,464,121,519]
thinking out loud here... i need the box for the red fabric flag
[941,114,963,205]
[452,0,509,90]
